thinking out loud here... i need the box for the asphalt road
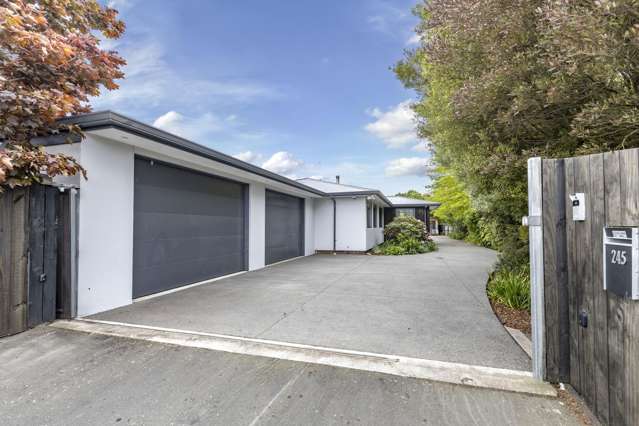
[0,327,579,426]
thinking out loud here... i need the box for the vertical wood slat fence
[529,148,639,426]
[0,184,76,338]
[0,188,29,337]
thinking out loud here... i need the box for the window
[373,205,378,228]
[396,207,416,218]
[379,208,383,228]
[366,202,372,228]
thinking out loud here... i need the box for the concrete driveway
[92,237,530,371]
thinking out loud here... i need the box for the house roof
[296,178,374,193]
[53,111,326,197]
[387,196,441,208]
[50,112,436,207]
[296,178,392,207]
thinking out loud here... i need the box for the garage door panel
[133,235,244,267]
[135,186,244,217]
[133,253,244,297]
[265,190,304,265]
[134,213,244,240]
[133,158,247,298]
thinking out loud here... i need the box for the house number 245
[610,249,628,265]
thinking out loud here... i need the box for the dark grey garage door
[265,190,305,265]
[133,158,247,298]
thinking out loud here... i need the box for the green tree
[395,0,639,267]
[394,189,431,201]
[0,0,126,188]
[429,172,472,228]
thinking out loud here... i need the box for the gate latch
[578,310,588,328]
[39,273,47,283]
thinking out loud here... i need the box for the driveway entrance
[91,237,530,371]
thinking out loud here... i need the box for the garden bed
[486,267,531,338]
[489,299,531,338]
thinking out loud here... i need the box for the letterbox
[603,227,639,300]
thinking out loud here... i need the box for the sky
[94,0,430,195]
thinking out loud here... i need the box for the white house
[41,111,428,316]
[297,178,391,252]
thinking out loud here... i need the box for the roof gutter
[56,111,327,197]
[327,191,393,207]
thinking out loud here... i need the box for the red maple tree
[0,0,126,187]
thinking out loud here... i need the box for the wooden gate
[528,148,639,426]
[0,184,77,337]
[27,184,59,327]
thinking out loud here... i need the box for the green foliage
[383,215,429,242]
[429,172,472,225]
[374,216,437,255]
[396,0,639,269]
[487,267,531,311]
[394,189,431,201]
[429,169,498,249]
[447,229,466,241]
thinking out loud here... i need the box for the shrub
[383,215,429,242]
[374,216,437,255]
[487,267,530,311]
[448,229,466,240]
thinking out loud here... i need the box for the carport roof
[387,196,441,208]
[54,111,327,197]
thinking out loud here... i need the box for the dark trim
[32,133,81,146]
[57,111,325,197]
[392,202,441,209]
[390,203,440,208]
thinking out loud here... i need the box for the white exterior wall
[313,198,334,251]
[47,131,320,316]
[304,198,315,255]
[313,197,383,252]
[335,198,367,251]
[366,228,384,250]
[76,135,134,316]
[248,183,266,270]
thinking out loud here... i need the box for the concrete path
[92,237,531,371]
[0,327,578,426]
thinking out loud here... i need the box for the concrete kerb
[51,318,556,398]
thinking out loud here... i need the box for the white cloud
[152,110,234,142]
[262,151,304,175]
[91,37,279,114]
[367,2,409,34]
[411,141,432,152]
[385,157,429,177]
[365,100,418,149]
[407,34,421,45]
[233,151,263,164]
[107,0,132,10]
